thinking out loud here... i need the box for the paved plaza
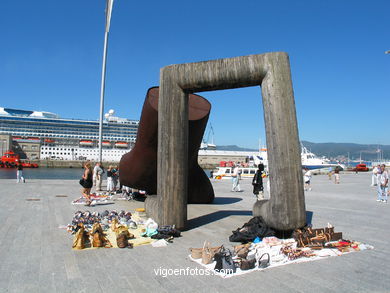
[0,172,389,292]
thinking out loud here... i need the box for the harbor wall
[31,154,248,169]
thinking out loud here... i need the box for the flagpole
[98,0,114,163]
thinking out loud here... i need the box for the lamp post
[98,0,114,163]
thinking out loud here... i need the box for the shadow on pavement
[186,210,252,230]
[212,197,242,205]
[306,210,314,225]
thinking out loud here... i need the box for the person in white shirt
[377,164,388,203]
[303,168,312,191]
[371,165,379,186]
[231,164,241,192]
[93,163,99,187]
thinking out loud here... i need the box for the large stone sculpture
[146,52,306,230]
[119,87,214,204]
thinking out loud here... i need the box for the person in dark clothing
[252,164,264,199]
[81,162,93,206]
[16,162,25,183]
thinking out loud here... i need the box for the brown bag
[201,242,214,264]
[190,248,203,259]
[190,243,222,260]
[240,258,256,270]
[234,243,250,258]
[294,226,342,247]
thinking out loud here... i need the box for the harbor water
[0,167,213,180]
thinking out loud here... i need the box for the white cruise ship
[0,107,138,161]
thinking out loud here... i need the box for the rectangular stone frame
[156,52,306,230]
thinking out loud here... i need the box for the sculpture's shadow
[212,197,242,205]
[306,210,314,225]
[185,209,314,231]
[186,210,252,230]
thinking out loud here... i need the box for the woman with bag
[252,164,264,199]
[80,162,93,206]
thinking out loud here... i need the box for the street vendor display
[189,217,373,278]
[67,210,181,250]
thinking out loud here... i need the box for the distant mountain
[301,141,389,161]
[217,145,258,152]
[217,142,390,161]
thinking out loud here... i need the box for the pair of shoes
[381,200,387,203]
[377,199,381,202]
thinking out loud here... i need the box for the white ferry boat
[0,107,139,161]
[212,166,259,179]
[301,145,343,170]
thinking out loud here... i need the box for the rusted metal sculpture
[147,52,306,230]
[119,87,214,204]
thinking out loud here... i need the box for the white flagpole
[98,0,114,163]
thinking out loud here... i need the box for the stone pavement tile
[64,253,82,280]
[0,270,12,293]
[7,271,27,293]
[38,271,56,293]
[264,265,337,293]
[63,278,87,293]
[125,275,165,292]
[329,253,390,291]
[77,277,104,293]
[297,258,367,292]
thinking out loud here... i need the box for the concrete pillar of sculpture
[155,52,306,230]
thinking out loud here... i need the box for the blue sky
[1,0,389,149]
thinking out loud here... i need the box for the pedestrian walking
[371,165,378,186]
[304,168,312,191]
[377,164,388,203]
[334,166,340,184]
[112,166,118,192]
[16,162,25,183]
[371,165,381,186]
[94,163,104,191]
[252,164,264,199]
[231,164,241,192]
[79,162,93,206]
[106,166,114,192]
[93,163,99,186]
[328,167,333,180]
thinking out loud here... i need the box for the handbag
[79,178,87,188]
[214,247,236,274]
[201,242,214,264]
[234,244,250,259]
[258,253,270,269]
[240,258,256,270]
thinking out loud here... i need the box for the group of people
[304,166,341,191]
[229,162,265,200]
[79,161,120,206]
[372,164,388,203]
